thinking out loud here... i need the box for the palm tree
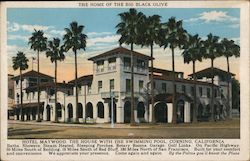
[12,51,29,121]
[116,8,145,126]
[160,17,188,124]
[63,21,87,123]
[182,34,203,123]
[46,38,65,122]
[138,14,161,123]
[221,38,240,118]
[28,29,47,122]
[203,33,221,121]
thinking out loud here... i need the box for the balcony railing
[101,91,119,99]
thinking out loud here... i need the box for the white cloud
[87,32,113,37]
[87,35,120,47]
[185,11,239,23]
[8,22,53,32]
[49,29,65,36]
[8,35,29,42]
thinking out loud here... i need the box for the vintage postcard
[0,1,249,161]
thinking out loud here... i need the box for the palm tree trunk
[192,60,197,123]
[211,58,215,121]
[150,43,155,123]
[20,69,24,121]
[74,50,79,123]
[53,60,58,122]
[130,43,135,126]
[37,50,41,122]
[226,56,231,119]
[171,47,177,124]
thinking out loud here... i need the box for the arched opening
[137,102,145,119]
[27,108,31,120]
[56,103,62,118]
[214,104,219,120]
[206,104,211,118]
[77,103,83,118]
[86,102,93,118]
[97,102,104,118]
[154,102,167,123]
[124,101,131,123]
[32,108,36,120]
[197,104,203,121]
[15,108,20,120]
[109,101,117,122]
[46,105,51,121]
[67,103,73,119]
[190,103,194,122]
[177,100,184,123]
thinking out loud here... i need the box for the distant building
[10,47,235,124]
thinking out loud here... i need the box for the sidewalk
[8,120,150,129]
[8,119,240,129]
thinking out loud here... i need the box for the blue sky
[7,8,240,81]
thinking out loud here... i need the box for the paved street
[8,119,240,139]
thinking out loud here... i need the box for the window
[124,57,131,69]
[78,86,82,95]
[137,59,145,70]
[98,81,102,93]
[139,80,144,92]
[207,88,211,98]
[126,79,131,92]
[67,90,71,95]
[97,60,104,72]
[29,77,38,86]
[88,83,91,94]
[190,86,194,96]
[49,89,55,96]
[214,89,218,98]
[8,89,13,98]
[153,81,156,88]
[182,85,186,94]
[41,78,48,83]
[110,79,114,91]
[162,83,167,93]
[199,87,203,96]
[32,92,35,98]
[26,92,29,100]
[108,57,116,70]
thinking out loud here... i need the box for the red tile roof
[25,82,73,92]
[68,75,93,85]
[12,70,54,80]
[188,67,235,79]
[153,75,218,87]
[88,47,153,61]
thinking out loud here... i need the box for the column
[104,103,109,123]
[149,104,153,123]
[43,106,47,121]
[116,99,124,123]
[184,102,191,123]
[72,101,78,123]
[93,102,97,123]
[167,103,173,123]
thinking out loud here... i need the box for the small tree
[46,38,65,122]
[12,51,29,121]
[116,8,145,125]
[28,29,47,122]
[182,34,203,122]
[63,21,87,123]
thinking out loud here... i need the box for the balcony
[96,68,104,73]
[108,65,116,71]
[101,91,119,99]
